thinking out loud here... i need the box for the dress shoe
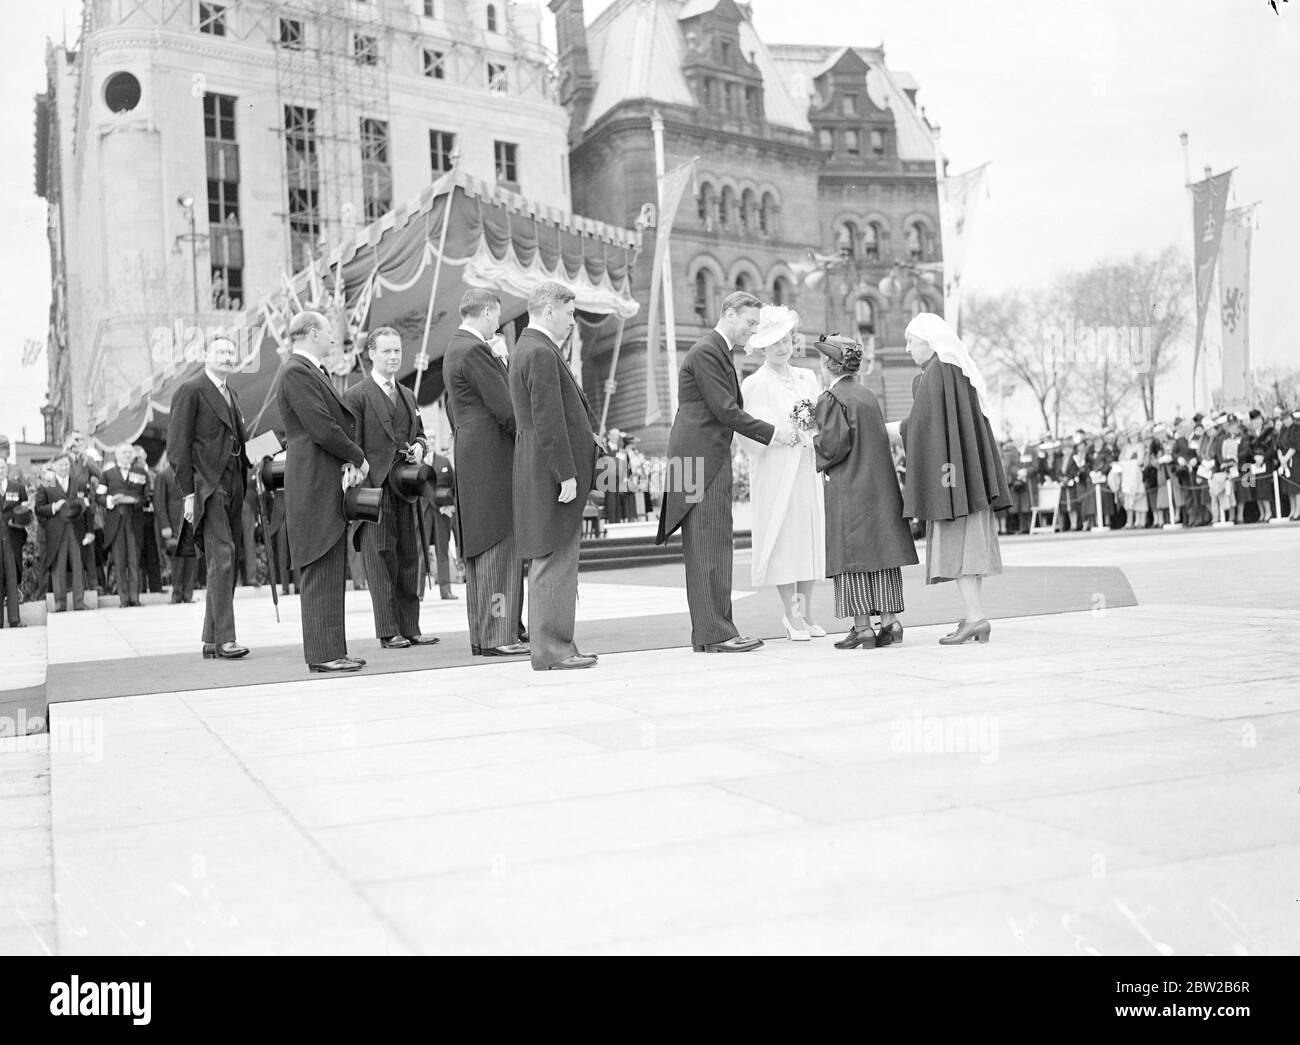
[344,655,367,666]
[440,589,458,600]
[203,641,249,659]
[834,625,877,650]
[309,658,363,673]
[782,616,811,641]
[547,654,597,670]
[471,644,482,656]
[6,621,25,628]
[403,634,440,646]
[938,618,992,645]
[482,643,530,657]
[944,618,967,638]
[884,621,903,645]
[693,636,763,653]
[518,629,529,642]
[380,636,411,649]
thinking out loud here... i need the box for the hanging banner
[1190,169,1233,402]
[643,158,697,426]
[1218,204,1255,406]
[937,161,990,332]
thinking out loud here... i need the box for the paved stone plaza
[2,524,1298,955]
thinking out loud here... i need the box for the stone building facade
[550,0,945,450]
[35,0,570,442]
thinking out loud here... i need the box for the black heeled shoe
[834,625,877,650]
[885,621,903,644]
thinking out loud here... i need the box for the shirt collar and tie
[206,368,232,405]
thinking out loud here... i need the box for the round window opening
[104,72,142,113]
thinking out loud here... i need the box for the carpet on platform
[44,564,1134,703]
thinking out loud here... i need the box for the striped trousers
[680,467,738,647]
[359,487,421,639]
[298,532,349,665]
[465,531,524,651]
[526,528,581,670]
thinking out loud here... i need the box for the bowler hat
[391,462,434,503]
[344,485,383,524]
[260,458,287,491]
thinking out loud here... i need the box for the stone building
[550,0,945,449]
[35,0,570,442]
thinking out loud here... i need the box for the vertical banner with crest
[937,162,990,333]
[1190,169,1233,406]
[1217,204,1255,406]
[643,158,697,427]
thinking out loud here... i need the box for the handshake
[771,423,801,448]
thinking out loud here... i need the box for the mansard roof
[767,44,937,161]
[585,0,810,132]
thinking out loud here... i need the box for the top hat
[260,457,287,491]
[344,485,383,524]
[391,461,434,503]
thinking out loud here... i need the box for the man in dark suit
[276,310,369,673]
[0,458,31,627]
[34,453,93,612]
[656,291,794,653]
[153,452,197,603]
[62,431,103,590]
[510,281,601,671]
[443,289,528,657]
[342,326,439,650]
[167,334,251,659]
[98,444,149,607]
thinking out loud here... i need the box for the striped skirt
[833,567,905,618]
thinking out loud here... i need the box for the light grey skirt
[925,508,1003,584]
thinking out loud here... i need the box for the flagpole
[652,111,679,417]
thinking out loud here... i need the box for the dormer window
[720,39,732,66]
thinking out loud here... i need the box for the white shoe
[806,623,827,638]
[783,616,811,641]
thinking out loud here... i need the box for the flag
[644,158,697,426]
[1190,169,1233,401]
[1218,204,1255,405]
[938,162,990,332]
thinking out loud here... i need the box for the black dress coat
[2,480,31,562]
[509,327,598,559]
[166,371,249,535]
[898,357,1011,521]
[35,479,92,572]
[342,374,427,496]
[814,379,919,577]
[274,353,366,567]
[442,328,516,559]
[656,330,775,542]
[98,464,150,548]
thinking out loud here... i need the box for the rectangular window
[278,17,303,49]
[285,106,319,271]
[870,129,885,157]
[842,93,858,116]
[487,62,508,92]
[354,33,379,65]
[204,91,240,310]
[360,118,392,221]
[198,2,226,36]
[744,86,760,119]
[429,130,456,175]
[720,40,732,66]
[203,92,236,142]
[422,48,445,79]
[494,140,518,185]
[845,128,860,157]
[423,0,437,16]
[818,128,833,152]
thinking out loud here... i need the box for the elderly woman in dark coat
[888,314,1011,644]
[812,335,918,650]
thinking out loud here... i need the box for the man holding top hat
[276,311,370,673]
[167,333,251,658]
[442,289,529,658]
[342,327,439,650]
[0,458,32,627]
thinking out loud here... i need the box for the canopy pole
[599,314,628,435]
[414,178,457,402]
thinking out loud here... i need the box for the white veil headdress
[905,313,994,426]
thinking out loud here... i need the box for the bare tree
[1064,247,1191,421]
[1250,363,1300,411]
[964,288,1080,436]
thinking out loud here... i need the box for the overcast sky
[2,0,1296,443]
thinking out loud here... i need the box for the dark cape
[898,357,1011,521]
[815,379,919,577]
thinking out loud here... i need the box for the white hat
[747,305,799,351]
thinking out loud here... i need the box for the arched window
[697,182,716,229]
[836,221,858,260]
[734,270,754,293]
[854,297,876,342]
[486,3,497,32]
[740,189,757,235]
[718,186,735,232]
[772,275,792,307]
[760,191,776,237]
[907,220,926,261]
[694,269,716,324]
[863,222,881,262]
